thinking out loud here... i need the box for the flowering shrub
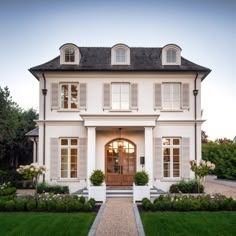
[190,160,215,193]
[17,163,46,205]
[141,194,236,211]
[0,183,16,196]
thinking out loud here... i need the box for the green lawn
[0,212,96,236]
[141,212,236,236]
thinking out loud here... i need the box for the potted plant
[88,170,106,202]
[133,171,150,203]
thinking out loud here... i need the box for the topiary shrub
[5,200,15,211]
[89,170,105,186]
[134,171,149,185]
[83,202,92,212]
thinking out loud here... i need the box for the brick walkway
[95,198,138,236]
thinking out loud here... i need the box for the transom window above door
[111,83,130,110]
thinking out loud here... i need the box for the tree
[0,86,38,169]
[201,130,209,144]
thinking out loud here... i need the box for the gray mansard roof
[29,47,211,76]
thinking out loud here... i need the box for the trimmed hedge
[0,194,96,212]
[169,180,204,193]
[141,194,236,211]
[37,183,69,194]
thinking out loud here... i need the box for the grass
[0,212,96,236]
[141,212,236,236]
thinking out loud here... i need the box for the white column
[87,127,96,187]
[145,127,153,187]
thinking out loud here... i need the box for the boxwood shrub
[142,194,236,211]
[169,180,204,193]
[37,182,69,194]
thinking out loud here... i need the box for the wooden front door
[105,139,136,186]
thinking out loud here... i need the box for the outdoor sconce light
[42,88,48,95]
[193,89,199,96]
[140,156,145,165]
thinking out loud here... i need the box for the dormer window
[162,44,181,65]
[111,44,130,65]
[65,48,75,62]
[59,43,80,65]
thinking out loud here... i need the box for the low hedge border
[169,180,204,193]
[141,194,236,211]
[37,183,69,194]
[0,194,96,212]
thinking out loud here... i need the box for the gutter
[193,73,199,161]
[42,73,47,166]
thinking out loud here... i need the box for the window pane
[112,83,130,110]
[61,153,68,178]
[163,138,170,146]
[173,139,180,145]
[61,85,68,109]
[167,49,176,63]
[70,84,78,109]
[61,139,68,145]
[71,139,78,145]
[116,48,126,63]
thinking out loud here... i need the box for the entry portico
[81,114,158,187]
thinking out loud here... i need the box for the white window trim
[111,82,130,110]
[59,83,79,111]
[161,44,181,65]
[60,138,78,179]
[162,137,182,179]
[111,44,130,65]
[161,83,181,111]
[59,43,80,65]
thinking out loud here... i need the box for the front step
[75,186,166,199]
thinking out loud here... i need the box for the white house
[28,43,211,193]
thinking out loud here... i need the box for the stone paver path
[204,175,236,199]
[95,198,138,236]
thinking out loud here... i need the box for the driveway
[204,175,236,199]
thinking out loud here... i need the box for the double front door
[105,139,136,186]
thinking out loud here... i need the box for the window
[65,48,75,62]
[111,83,129,110]
[60,83,78,109]
[166,49,176,63]
[111,44,130,65]
[162,83,181,110]
[116,48,126,63]
[60,138,78,178]
[162,138,181,178]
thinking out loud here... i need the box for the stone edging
[133,204,146,236]
[88,203,106,236]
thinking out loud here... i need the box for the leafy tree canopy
[0,86,38,169]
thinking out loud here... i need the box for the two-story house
[29,43,211,193]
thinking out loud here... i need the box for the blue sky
[0,0,235,140]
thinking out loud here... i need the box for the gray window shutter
[182,137,190,179]
[130,83,138,110]
[50,138,59,180]
[51,83,59,110]
[78,138,87,180]
[182,83,189,109]
[153,138,162,179]
[79,83,87,110]
[154,83,162,109]
[103,83,111,110]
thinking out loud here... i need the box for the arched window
[166,49,177,63]
[65,48,75,62]
[116,48,126,63]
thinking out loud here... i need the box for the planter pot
[133,183,150,203]
[88,184,106,203]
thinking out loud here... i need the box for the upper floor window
[111,44,130,65]
[65,48,75,62]
[162,83,181,110]
[162,137,181,178]
[111,83,130,110]
[60,83,78,109]
[61,138,78,178]
[59,43,80,65]
[166,49,177,63]
[161,44,181,65]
